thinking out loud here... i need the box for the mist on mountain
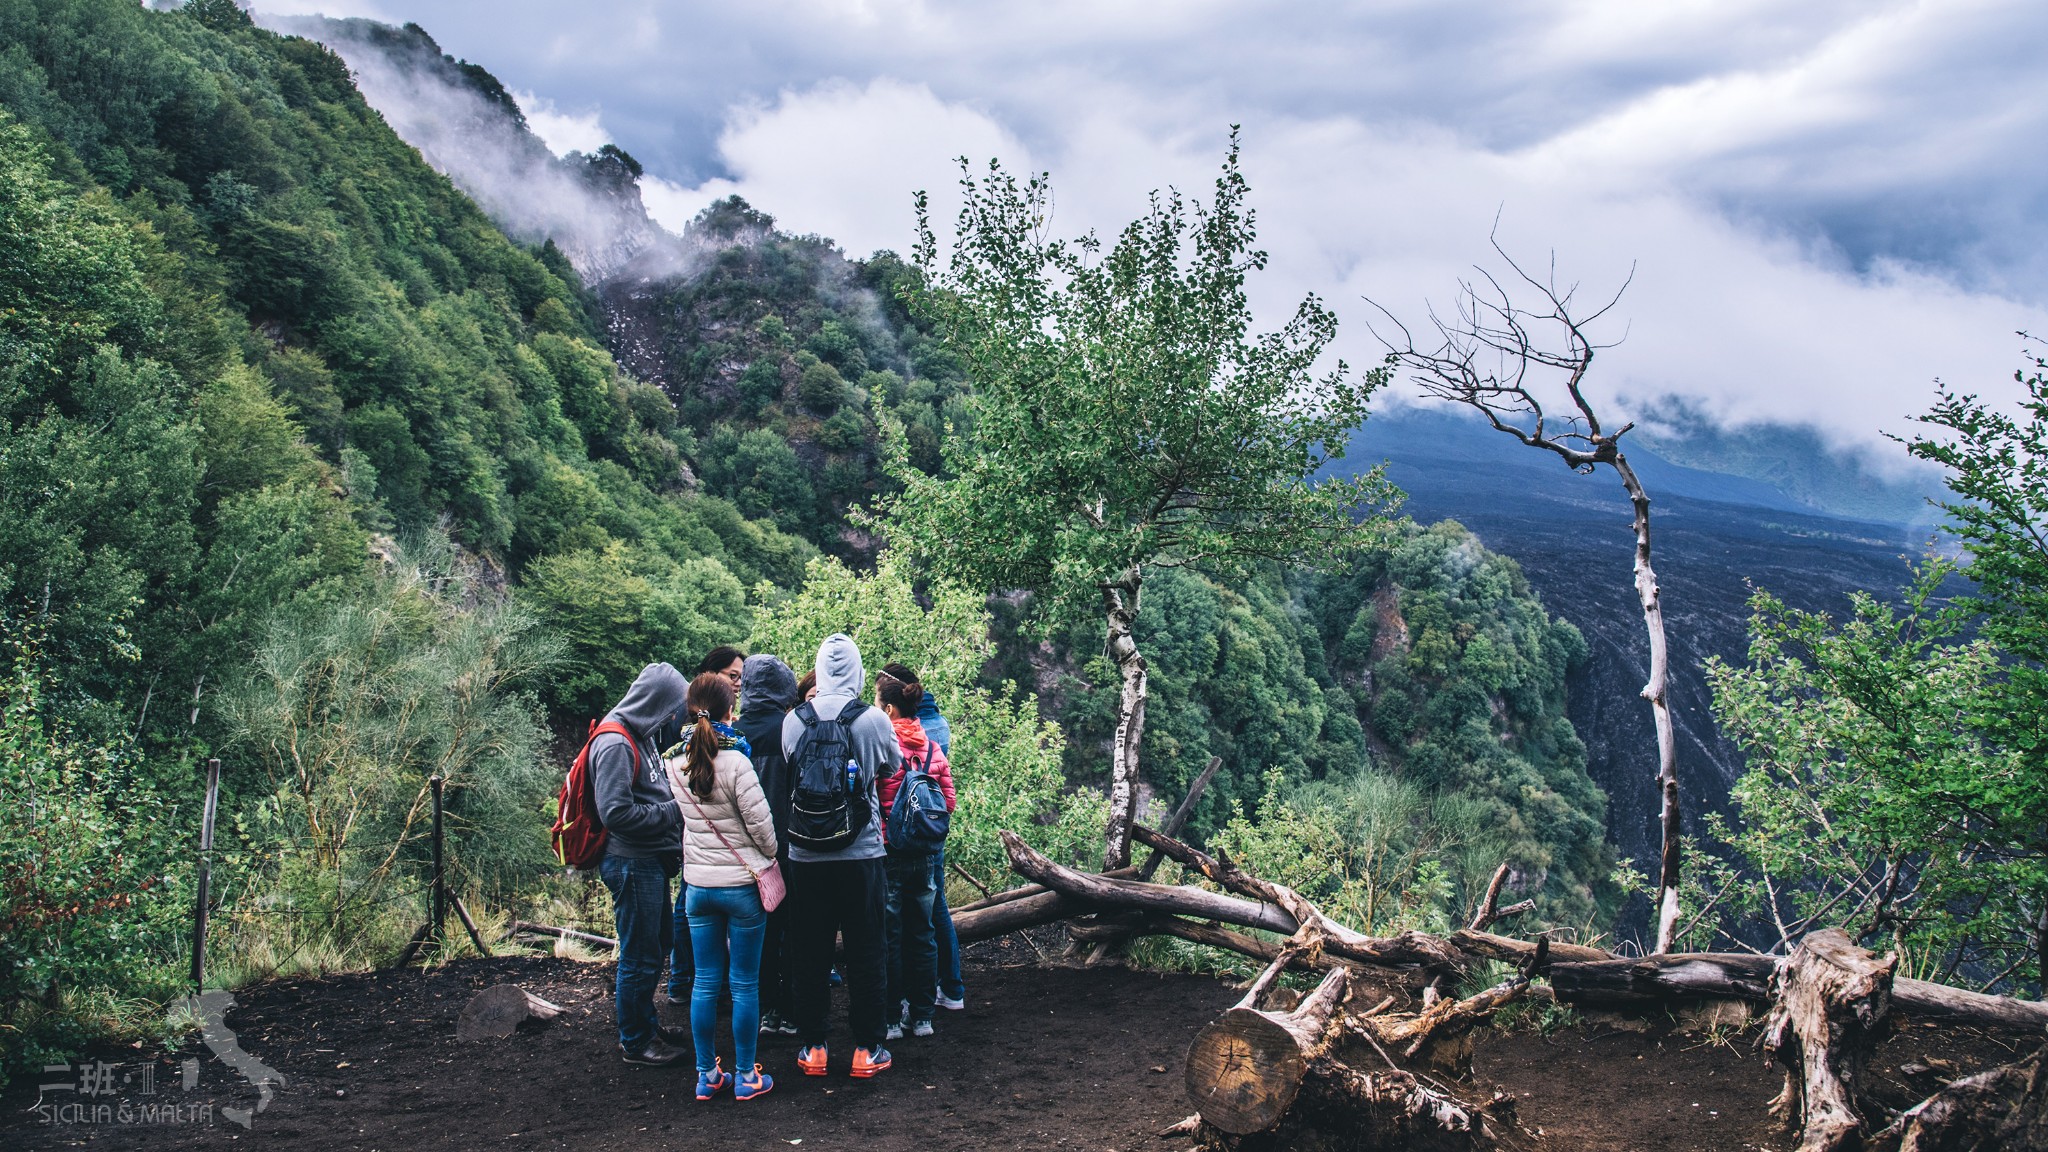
[261,14,677,285]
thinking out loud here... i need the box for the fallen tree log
[507,921,617,950]
[1186,963,1352,1134]
[1001,831,1298,936]
[950,866,1141,915]
[1551,952,1776,1004]
[1004,832,1465,977]
[952,888,1096,945]
[1182,960,1514,1150]
[1065,913,1441,991]
[1870,1045,2048,1152]
[1127,826,1466,974]
[1356,977,1530,1074]
[1764,928,1896,1152]
[1538,947,2048,1033]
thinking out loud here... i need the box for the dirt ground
[7,943,2033,1152]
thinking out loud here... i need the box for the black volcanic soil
[7,947,2029,1151]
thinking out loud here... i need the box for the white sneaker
[910,1018,935,1037]
[935,987,966,1011]
[884,1022,904,1041]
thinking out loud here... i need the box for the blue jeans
[884,851,938,1023]
[599,854,674,1052]
[687,883,767,1076]
[931,846,964,1001]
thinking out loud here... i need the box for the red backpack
[551,719,635,869]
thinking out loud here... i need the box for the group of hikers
[579,634,966,1102]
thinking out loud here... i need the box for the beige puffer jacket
[665,748,778,889]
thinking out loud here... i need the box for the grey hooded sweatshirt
[592,662,687,859]
[781,634,901,863]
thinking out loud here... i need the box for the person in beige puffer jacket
[665,672,779,1102]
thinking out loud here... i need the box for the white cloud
[638,78,2037,455]
[511,90,611,157]
[649,79,1029,255]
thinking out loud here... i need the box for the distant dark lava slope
[1339,409,1924,912]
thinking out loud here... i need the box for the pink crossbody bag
[681,781,786,912]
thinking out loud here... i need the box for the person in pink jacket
[874,663,956,1039]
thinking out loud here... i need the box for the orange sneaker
[850,1045,893,1079]
[796,1044,829,1077]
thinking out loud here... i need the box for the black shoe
[658,1024,691,1045]
[620,1039,689,1067]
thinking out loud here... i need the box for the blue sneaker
[735,1064,775,1101]
[695,1059,730,1101]
[828,966,844,986]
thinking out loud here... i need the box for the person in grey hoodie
[782,634,901,1079]
[593,662,690,1066]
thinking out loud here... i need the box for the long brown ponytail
[684,672,735,799]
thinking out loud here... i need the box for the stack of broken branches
[961,825,2048,1150]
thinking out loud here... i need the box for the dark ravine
[1339,408,1924,939]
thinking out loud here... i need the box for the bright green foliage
[750,555,1106,881]
[517,543,749,718]
[750,553,993,705]
[886,137,1395,606]
[0,621,189,1074]
[1702,369,2048,985]
[1703,571,2024,973]
[1212,768,1462,935]
[1903,359,2048,770]
[1015,519,1608,924]
[216,546,562,976]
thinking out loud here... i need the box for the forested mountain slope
[0,0,804,730]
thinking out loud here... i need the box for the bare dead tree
[1366,234,1685,955]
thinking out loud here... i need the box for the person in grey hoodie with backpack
[782,634,901,1079]
[591,662,691,1066]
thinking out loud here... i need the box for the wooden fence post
[190,757,221,994]
[429,774,445,954]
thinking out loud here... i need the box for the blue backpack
[885,744,950,854]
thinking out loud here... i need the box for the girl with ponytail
[665,672,779,1102]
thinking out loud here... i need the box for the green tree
[518,541,749,718]
[219,549,562,973]
[1705,363,2048,986]
[885,136,1396,866]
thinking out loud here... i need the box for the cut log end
[456,984,564,1042]
[1186,1007,1315,1135]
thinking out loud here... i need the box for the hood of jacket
[605,662,689,754]
[890,715,933,761]
[814,633,865,701]
[739,654,798,715]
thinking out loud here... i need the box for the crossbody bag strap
[681,775,761,880]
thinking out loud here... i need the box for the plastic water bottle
[845,759,859,792]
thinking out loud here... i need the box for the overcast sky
[253,0,2048,459]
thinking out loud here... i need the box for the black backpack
[786,700,874,852]
[885,744,951,855]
